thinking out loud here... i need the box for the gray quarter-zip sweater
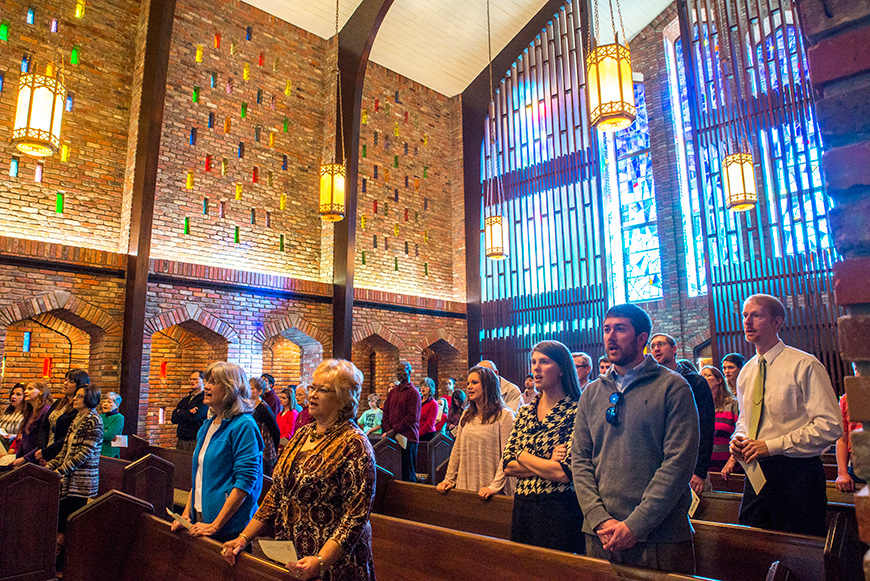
[571,355,699,542]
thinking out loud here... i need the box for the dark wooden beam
[331,0,395,359]
[461,0,571,364]
[118,0,177,434]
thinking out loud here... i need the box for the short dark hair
[4,383,25,415]
[78,385,102,409]
[65,369,91,389]
[192,370,205,379]
[650,333,676,348]
[678,359,698,373]
[260,373,275,389]
[598,355,611,365]
[721,352,746,369]
[604,303,652,342]
[531,340,581,401]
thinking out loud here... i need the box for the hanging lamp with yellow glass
[586,0,636,132]
[13,61,66,157]
[319,0,346,222]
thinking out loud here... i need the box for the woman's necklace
[308,420,340,442]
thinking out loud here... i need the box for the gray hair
[103,391,122,406]
[313,359,363,421]
[205,362,254,417]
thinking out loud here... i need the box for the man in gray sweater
[572,303,700,574]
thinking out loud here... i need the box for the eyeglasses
[605,392,624,426]
[311,385,336,395]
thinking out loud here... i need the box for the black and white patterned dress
[502,393,583,553]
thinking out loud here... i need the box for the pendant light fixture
[13,61,66,157]
[586,0,636,132]
[319,0,346,222]
[483,0,507,260]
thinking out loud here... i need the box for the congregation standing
[1,292,850,578]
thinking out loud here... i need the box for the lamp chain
[334,0,344,165]
[485,0,500,211]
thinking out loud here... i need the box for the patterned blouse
[254,420,376,581]
[502,394,578,497]
[710,399,740,472]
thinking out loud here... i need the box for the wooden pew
[97,453,174,516]
[0,464,60,581]
[694,490,856,529]
[371,513,711,581]
[63,489,716,581]
[64,490,289,581]
[415,431,453,484]
[372,435,404,481]
[374,479,856,581]
[709,472,855,505]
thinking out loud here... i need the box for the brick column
[796,1,870,576]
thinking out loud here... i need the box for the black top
[42,406,77,462]
[171,391,207,441]
[677,362,715,478]
[253,401,281,450]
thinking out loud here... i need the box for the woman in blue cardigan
[171,362,264,542]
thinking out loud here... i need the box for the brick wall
[263,335,302,387]
[150,0,329,279]
[2,315,89,396]
[355,62,464,301]
[0,0,139,252]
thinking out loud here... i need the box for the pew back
[65,490,289,581]
[371,513,706,581]
[0,464,60,581]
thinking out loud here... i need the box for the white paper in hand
[738,459,766,494]
[166,508,193,529]
[0,453,14,466]
[257,540,298,565]
[688,488,701,518]
[395,433,408,449]
[0,427,8,437]
[111,435,128,448]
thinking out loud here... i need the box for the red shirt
[276,408,298,440]
[419,398,439,437]
[294,406,313,433]
[382,381,421,442]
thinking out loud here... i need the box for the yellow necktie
[749,356,766,439]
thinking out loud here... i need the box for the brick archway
[253,314,327,386]
[0,291,122,391]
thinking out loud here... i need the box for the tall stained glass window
[603,83,662,302]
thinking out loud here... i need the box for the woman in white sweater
[436,366,515,499]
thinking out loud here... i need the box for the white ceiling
[244,0,673,97]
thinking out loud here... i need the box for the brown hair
[702,365,733,409]
[460,366,505,427]
[21,381,52,432]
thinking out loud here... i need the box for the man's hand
[741,439,769,463]
[595,519,618,546]
[836,472,855,493]
[689,474,705,495]
[598,520,638,552]
[730,435,747,460]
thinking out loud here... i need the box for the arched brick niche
[0,291,122,396]
[419,334,464,397]
[352,325,404,399]
[253,314,326,389]
[141,305,238,444]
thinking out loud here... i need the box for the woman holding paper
[170,362,264,543]
[99,392,125,458]
[221,359,376,581]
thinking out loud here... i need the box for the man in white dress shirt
[478,360,521,413]
[730,294,842,536]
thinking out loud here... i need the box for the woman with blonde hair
[222,359,376,580]
[437,365,515,499]
[171,362,263,542]
[701,365,740,476]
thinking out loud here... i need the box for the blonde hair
[205,362,253,417]
[313,359,363,421]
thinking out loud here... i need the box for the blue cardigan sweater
[191,412,264,542]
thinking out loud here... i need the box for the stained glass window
[603,83,662,302]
